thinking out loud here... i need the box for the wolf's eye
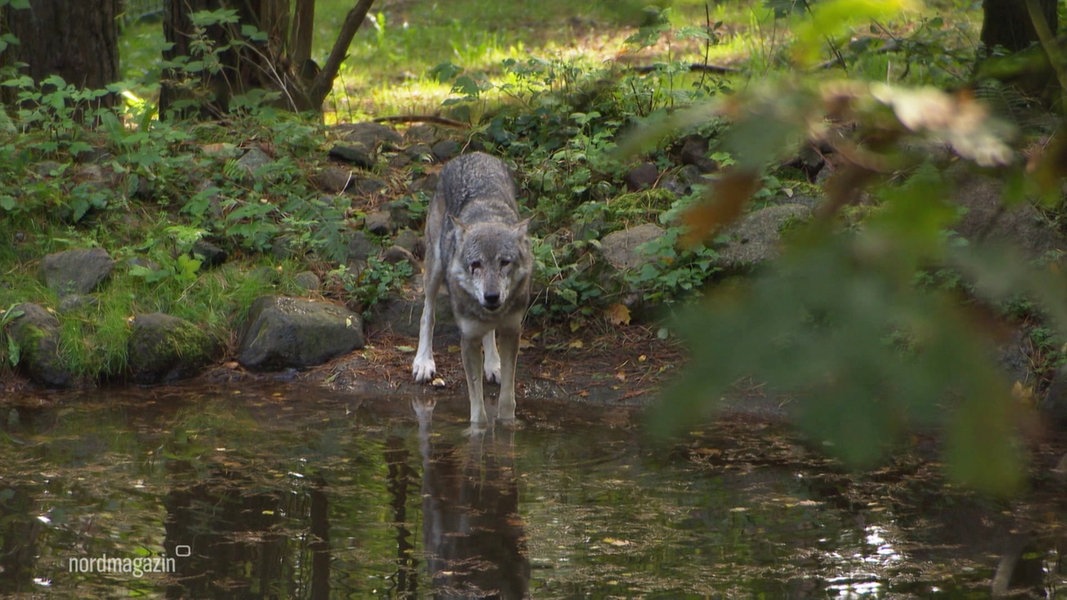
[470,260,482,273]
[500,259,511,268]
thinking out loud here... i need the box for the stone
[191,239,227,269]
[311,166,352,193]
[127,313,220,384]
[40,248,114,296]
[348,231,377,262]
[381,245,418,270]
[6,303,73,388]
[601,223,666,271]
[236,296,364,371]
[328,144,376,170]
[337,121,402,149]
[393,228,422,256]
[404,143,434,163]
[347,176,390,197]
[1041,364,1067,430]
[677,134,717,173]
[364,210,393,235]
[236,146,273,179]
[293,271,322,291]
[431,139,461,162]
[712,204,812,272]
[624,162,659,191]
[950,167,1066,257]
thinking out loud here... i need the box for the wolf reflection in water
[414,397,531,599]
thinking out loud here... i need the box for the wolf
[412,152,533,426]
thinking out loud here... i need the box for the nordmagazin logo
[67,550,181,578]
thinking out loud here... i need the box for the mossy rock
[127,313,221,384]
[7,303,74,388]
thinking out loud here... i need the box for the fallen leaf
[604,303,631,326]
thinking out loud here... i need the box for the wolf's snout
[482,292,501,308]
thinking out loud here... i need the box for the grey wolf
[412,152,533,426]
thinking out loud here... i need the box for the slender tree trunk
[1,0,120,107]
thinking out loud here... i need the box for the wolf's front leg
[496,328,521,422]
[412,273,441,382]
[482,330,501,383]
[461,334,488,426]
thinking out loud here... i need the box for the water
[0,383,1063,598]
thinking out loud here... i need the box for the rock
[404,124,437,145]
[40,248,114,296]
[951,167,1066,257]
[394,228,422,256]
[431,139,461,162]
[712,204,812,272]
[624,162,659,191]
[601,223,666,271]
[381,245,418,270]
[293,271,321,291]
[404,143,434,163]
[677,134,718,173]
[328,144,376,170]
[6,303,73,388]
[236,296,364,371]
[348,231,377,262]
[1042,364,1067,430]
[364,210,393,235]
[191,239,227,269]
[366,294,454,338]
[236,146,273,179]
[127,313,220,384]
[311,166,352,193]
[337,121,403,149]
[347,175,389,196]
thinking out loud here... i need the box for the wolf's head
[449,218,532,312]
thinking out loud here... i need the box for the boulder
[601,223,666,271]
[127,313,220,384]
[40,248,114,296]
[6,303,73,387]
[712,204,812,272]
[236,146,273,179]
[624,162,659,191]
[191,239,227,269]
[337,121,403,149]
[950,168,1066,257]
[237,296,364,371]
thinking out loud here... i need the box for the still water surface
[0,383,1063,598]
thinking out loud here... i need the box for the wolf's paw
[412,356,437,383]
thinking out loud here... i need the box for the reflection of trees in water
[413,398,530,599]
[0,486,41,593]
[162,461,332,599]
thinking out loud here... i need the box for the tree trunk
[158,0,374,120]
[980,0,1057,53]
[1,0,120,106]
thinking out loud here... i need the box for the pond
[0,383,1063,598]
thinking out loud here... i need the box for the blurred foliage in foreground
[644,75,1067,496]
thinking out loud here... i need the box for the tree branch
[309,0,375,108]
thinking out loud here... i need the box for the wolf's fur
[412,152,532,425]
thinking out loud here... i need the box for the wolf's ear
[513,218,531,236]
